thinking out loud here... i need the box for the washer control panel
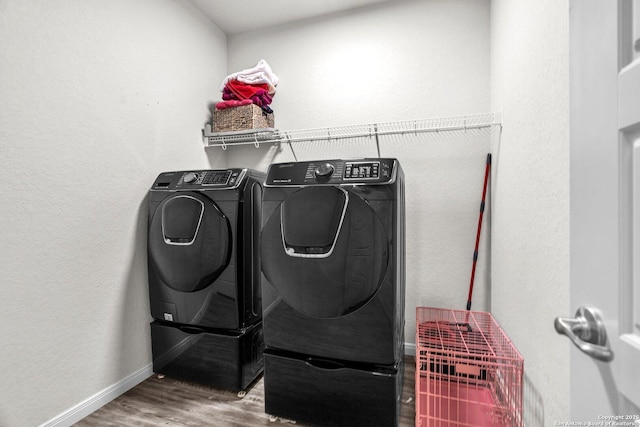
[151,169,245,190]
[265,158,396,186]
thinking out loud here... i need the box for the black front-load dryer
[260,158,405,426]
[148,168,264,330]
[147,168,265,391]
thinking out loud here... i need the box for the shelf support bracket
[374,124,381,158]
[286,134,298,161]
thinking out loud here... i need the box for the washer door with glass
[261,186,388,319]
[148,192,231,294]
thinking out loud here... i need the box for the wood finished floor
[74,357,416,427]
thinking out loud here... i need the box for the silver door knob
[554,306,614,362]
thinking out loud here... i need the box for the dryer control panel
[151,169,246,190]
[265,158,397,186]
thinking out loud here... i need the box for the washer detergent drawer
[264,349,403,427]
[150,321,264,392]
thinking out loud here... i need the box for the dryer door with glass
[148,191,231,325]
[261,185,395,363]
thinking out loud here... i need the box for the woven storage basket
[213,104,274,132]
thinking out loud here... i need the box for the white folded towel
[220,59,279,95]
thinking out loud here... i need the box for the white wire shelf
[202,112,501,153]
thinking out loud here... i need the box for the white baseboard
[404,342,416,357]
[40,363,153,427]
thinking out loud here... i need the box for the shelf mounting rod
[374,124,381,158]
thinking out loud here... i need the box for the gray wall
[491,0,570,424]
[0,1,227,425]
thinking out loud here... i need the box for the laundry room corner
[221,0,493,357]
[0,0,583,425]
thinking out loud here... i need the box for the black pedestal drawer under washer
[260,158,406,426]
[147,168,265,391]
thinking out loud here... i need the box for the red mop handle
[466,153,492,311]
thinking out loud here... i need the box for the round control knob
[314,163,335,178]
[183,172,198,183]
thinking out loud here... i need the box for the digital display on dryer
[202,170,232,185]
[344,162,380,179]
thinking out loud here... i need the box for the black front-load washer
[260,159,405,426]
[147,168,265,391]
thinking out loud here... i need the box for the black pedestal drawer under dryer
[147,168,265,392]
[260,158,406,426]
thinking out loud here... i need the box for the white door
[566,0,640,421]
